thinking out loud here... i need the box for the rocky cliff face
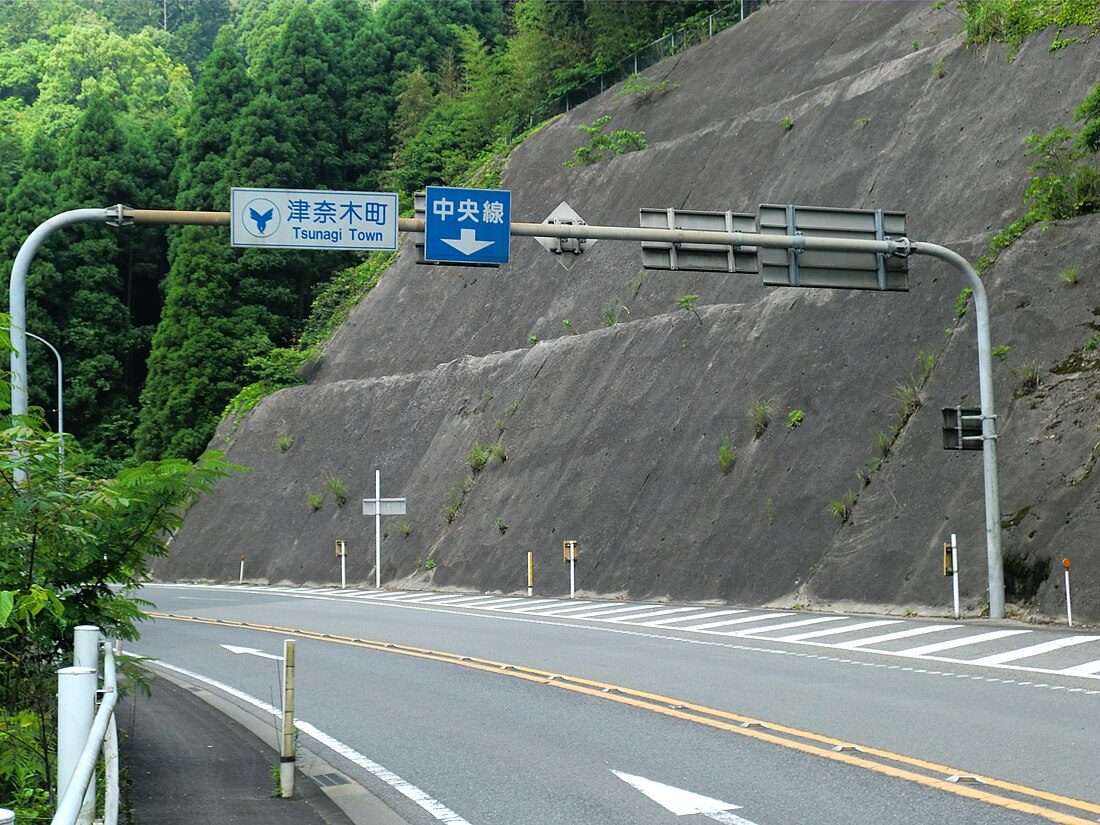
[158,1,1100,622]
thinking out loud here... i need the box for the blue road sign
[424,186,511,265]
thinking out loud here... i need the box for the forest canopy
[0,0,736,469]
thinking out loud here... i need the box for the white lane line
[145,659,473,825]
[971,636,1100,666]
[641,610,744,627]
[895,629,1032,656]
[777,620,900,642]
[327,590,372,597]
[684,613,789,631]
[1059,658,1100,677]
[606,607,720,624]
[834,625,961,650]
[736,616,848,636]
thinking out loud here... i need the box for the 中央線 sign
[424,186,511,265]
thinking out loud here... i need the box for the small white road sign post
[564,540,578,598]
[336,540,347,589]
[362,470,406,589]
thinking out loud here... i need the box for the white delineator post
[950,534,960,620]
[1063,559,1073,627]
[280,640,296,798]
[239,554,246,583]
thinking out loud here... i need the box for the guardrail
[52,625,119,825]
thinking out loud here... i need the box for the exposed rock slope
[159,1,1100,622]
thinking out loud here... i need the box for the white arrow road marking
[612,770,762,823]
[441,228,493,256]
[219,644,283,661]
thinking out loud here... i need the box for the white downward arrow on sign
[441,228,494,256]
[612,771,760,824]
[220,644,283,661]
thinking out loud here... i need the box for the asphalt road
[131,585,1100,825]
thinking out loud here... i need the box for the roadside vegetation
[0,316,241,819]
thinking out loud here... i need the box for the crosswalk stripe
[895,629,1031,656]
[640,609,741,627]
[1059,658,1100,677]
[605,607,705,623]
[526,603,624,616]
[567,604,686,620]
[774,619,900,642]
[428,596,501,605]
[971,635,1100,666]
[474,598,534,609]
[834,625,961,650]
[370,592,437,600]
[494,599,562,611]
[682,612,789,631]
[504,600,575,613]
[737,616,848,635]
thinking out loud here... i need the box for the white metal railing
[52,626,119,825]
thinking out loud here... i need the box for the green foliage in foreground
[0,414,242,815]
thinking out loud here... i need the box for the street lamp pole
[24,331,64,463]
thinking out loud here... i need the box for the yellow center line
[151,613,1100,824]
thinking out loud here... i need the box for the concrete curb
[144,663,409,825]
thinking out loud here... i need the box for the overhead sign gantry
[7,194,1005,618]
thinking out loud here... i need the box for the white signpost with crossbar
[362,469,407,589]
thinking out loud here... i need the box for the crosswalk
[175,584,1100,682]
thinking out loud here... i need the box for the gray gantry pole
[910,242,1004,620]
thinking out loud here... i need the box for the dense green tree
[93,0,231,75]
[506,1,590,109]
[343,16,395,191]
[136,228,270,460]
[51,97,142,462]
[263,3,343,188]
[174,28,256,211]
